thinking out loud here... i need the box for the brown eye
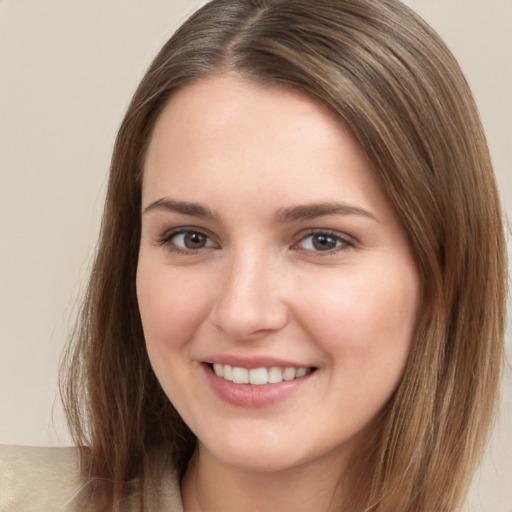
[182,231,208,249]
[164,230,215,252]
[297,231,352,253]
[311,234,339,251]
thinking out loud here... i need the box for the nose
[209,252,289,341]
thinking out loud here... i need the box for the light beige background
[0,1,510,510]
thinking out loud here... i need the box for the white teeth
[296,367,307,378]
[249,367,268,385]
[212,363,224,377]
[211,364,311,385]
[223,364,233,381]
[283,367,296,381]
[232,367,249,384]
[268,367,284,383]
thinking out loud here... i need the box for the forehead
[146,73,352,158]
[141,73,396,226]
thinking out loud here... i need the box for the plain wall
[1,1,511,510]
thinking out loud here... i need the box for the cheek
[136,262,216,410]
[136,263,212,357]
[296,259,419,382]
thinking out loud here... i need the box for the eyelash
[295,230,355,256]
[157,228,355,256]
[157,228,216,255]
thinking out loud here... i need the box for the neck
[181,444,366,512]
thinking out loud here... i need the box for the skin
[137,74,420,512]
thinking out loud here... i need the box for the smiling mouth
[207,363,316,385]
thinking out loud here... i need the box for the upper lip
[204,354,314,370]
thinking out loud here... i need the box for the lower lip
[202,364,314,408]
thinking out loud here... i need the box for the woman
[1,0,506,511]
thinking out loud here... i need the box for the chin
[206,444,305,474]
[196,426,356,476]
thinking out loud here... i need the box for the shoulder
[0,444,87,511]
[0,445,183,512]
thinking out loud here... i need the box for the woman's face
[137,74,420,475]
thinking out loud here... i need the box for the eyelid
[292,229,356,255]
[155,226,355,256]
[157,226,218,254]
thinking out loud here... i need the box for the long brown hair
[60,1,507,510]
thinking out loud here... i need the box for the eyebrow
[274,202,379,223]
[142,197,378,223]
[142,198,216,219]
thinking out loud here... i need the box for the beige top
[0,445,184,512]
